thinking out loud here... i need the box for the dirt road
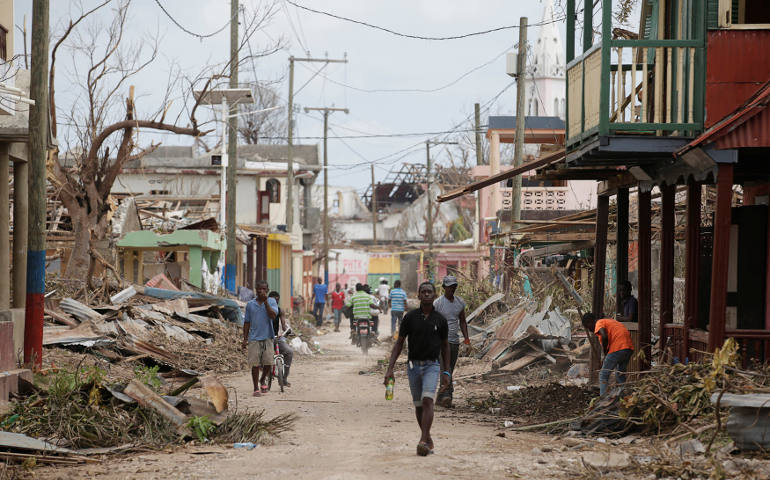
[38,325,587,479]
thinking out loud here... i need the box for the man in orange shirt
[581,312,634,396]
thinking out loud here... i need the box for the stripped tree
[48,0,282,282]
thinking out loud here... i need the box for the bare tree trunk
[66,206,93,282]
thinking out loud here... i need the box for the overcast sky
[15,0,574,189]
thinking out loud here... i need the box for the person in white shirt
[377,278,390,298]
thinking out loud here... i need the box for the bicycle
[268,328,291,393]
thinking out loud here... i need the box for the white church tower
[527,0,566,120]
[519,0,596,211]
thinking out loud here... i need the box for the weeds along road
[37,317,580,480]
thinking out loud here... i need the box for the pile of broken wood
[455,295,591,380]
[42,284,248,376]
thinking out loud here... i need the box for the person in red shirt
[582,312,634,396]
[330,283,346,332]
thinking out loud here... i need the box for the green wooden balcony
[565,0,706,157]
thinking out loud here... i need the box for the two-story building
[539,0,770,368]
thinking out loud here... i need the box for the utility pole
[425,140,458,281]
[303,106,348,284]
[370,164,377,244]
[225,0,238,292]
[474,102,482,250]
[26,0,49,367]
[286,55,347,233]
[474,103,483,165]
[511,17,528,232]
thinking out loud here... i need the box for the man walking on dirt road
[242,280,277,396]
[582,312,634,396]
[433,275,470,407]
[312,277,329,327]
[385,282,450,456]
[389,280,407,336]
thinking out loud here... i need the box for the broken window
[265,178,281,203]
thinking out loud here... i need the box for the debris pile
[456,295,582,380]
[0,363,295,465]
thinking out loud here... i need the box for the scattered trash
[233,442,258,450]
[506,385,523,391]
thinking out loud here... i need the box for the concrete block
[0,309,24,363]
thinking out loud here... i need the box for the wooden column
[591,195,610,381]
[638,190,652,370]
[615,188,629,314]
[246,236,254,290]
[659,184,676,361]
[708,164,734,352]
[766,203,770,330]
[684,182,701,362]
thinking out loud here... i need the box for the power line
[297,41,516,94]
[286,0,566,41]
[153,0,232,39]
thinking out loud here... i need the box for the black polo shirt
[399,307,448,361]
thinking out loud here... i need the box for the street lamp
[193,88,254,232]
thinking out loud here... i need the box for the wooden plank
[499,352,546,372]
[688,47,695,123]
[654,47,663,130]
[124,380,190,433]
[630,48,637,121]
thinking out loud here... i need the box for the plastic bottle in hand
[385,378,394,400]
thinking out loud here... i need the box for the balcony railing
[567,38,705,146]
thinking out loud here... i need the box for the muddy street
[34,324,594,480]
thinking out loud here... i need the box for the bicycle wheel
[275,356,285,393]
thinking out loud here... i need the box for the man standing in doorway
[331,283,346,332]
[433,275,470,408]
[616,280,638,323]
[389,280,407,336]
[582,312,634,396]
[384,282,450,456]
[242,280,277,396]
[312,276,329,327]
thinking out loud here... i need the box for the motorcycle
[353,318,374,355]
[379,295,389,315]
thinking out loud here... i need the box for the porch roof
[677,80,770,155]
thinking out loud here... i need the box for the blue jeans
[390,310,404,335]
[599,348,633,396]
[313,302,325,326]
[333,308,342,328]
[407,360,440,407]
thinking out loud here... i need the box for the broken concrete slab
[581,451,631,470]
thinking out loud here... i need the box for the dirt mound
[469,382,594,425]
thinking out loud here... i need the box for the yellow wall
[368,254,400,274]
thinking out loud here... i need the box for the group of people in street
[241,271,638,456]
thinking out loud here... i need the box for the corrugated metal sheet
[715,105,770,149]
[706,30,770,128]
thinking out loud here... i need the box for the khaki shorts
[247,339,274,367]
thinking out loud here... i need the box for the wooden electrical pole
[371,164,377,244]
[225,0,238,292]
[303,106,348,284]
[511,16,528,231]
[26,0,49,367]
[474,102,482,249]
[286,55,347,232]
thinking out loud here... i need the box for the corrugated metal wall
[706,30,770,127]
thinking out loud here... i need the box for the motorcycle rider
[348,283,380,340]
[378,278,390,315]
[364,284,382,336]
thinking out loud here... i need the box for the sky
[14,0,575,190]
